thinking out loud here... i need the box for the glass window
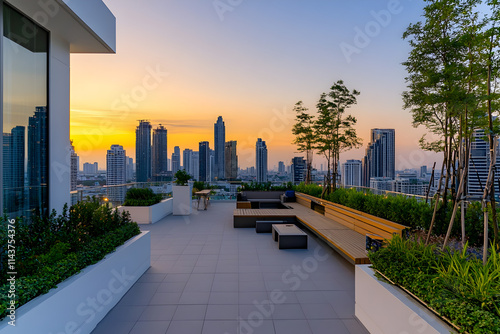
[2,3,48,218]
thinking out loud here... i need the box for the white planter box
[118,198,173,224]
[173,185,192,215]
[355,265,456,334]
[0,231,151,334]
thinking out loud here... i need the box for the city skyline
[69,0,441,171]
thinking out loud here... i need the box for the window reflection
[2,4,48,218]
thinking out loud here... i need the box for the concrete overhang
[6,0,116,53]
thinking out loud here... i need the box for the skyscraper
[136,120,152,182]
[172,146,181,175]
[291,157,306,185]
[183,149,192,173]
[3,126,25,216]
[225,141,238,181]
[126,157,134,182]
[342,159,362,187]
[278,161,285,174]
[199,141,210,182]
[256,138,268,183]
[70,141,78,191]
[152,125,168,181]
[28,107,48,214]
[83,162,98,174]
[363,129,395,187]
[214,116,226,180]
[468,129,500,198]
[106,145,126,202]
[192,151,200,181]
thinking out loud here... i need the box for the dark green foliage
[174,169,192,186]
[123,188,162,206]
[0,201,140,320]
[294,184,495,246]
[369,237,500,333]
[237,182,293,192]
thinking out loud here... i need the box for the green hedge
[294,184,493,246]
[0,199,140,320]
[369,237,500,333]
[123,188,163,206]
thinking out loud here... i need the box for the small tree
[292,101,315,184]
[314,80,362,196]
[174,170,192,186]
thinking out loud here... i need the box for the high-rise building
[152,125,168,181]
[291,157,306,185]
[70,142,78,191]
[342,159,362,187]
[83,162,99,174]
[214,116,226,180]
[183,149,192,173]
[420,165,428,178]
[3,126,25,216]
[363,129,395,187]
[136,120,152,182]
[225,141,238,180]
[28,107,48,214]
[468,129,500,199]
[126,157,134,182]
[192,151,200,181]
[106,145,126,202]
[199,141,210,182]
[256,138,268,183]
[278,161,285,174]
[172,146,181,175]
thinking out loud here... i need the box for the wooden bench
[272,224,308,249]
[255,220,286,233]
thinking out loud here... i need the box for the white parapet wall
[355,265,456,334]
[0,231,150,334]
[118,198,173,224]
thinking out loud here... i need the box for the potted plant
[118,188,173,224]
[173,170,193,215]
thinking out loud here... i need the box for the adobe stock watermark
[399,311,431,334]
[226,246,330,334]
[340,0,404,64]
[6,219,17,327]
[54,267,135,334]
[213,0,244,21]
[238,107,293,167]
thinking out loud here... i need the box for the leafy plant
[237,182,293,192]
[174,169,192,186]
[123,188,162,206]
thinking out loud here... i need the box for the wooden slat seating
[233,192,408,264]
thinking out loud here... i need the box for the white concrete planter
[355,265,456,334]
[118,198,173,224]
[0,231,151,334]
[173,185,192,215]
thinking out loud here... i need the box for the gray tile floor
[92,202,370,334]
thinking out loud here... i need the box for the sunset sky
[69,0,441,171]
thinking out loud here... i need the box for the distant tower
[3,126,25,215]
[278,161,285,174]
[225,141,238,181]
[136,120,152,182]
[363,129,395,187]
[291,157,306,185]
[342,159,362,187]
[192,151,200,181]
[172,146,181,175]
[28,107,48,214]
[106,145,126,202]
[214,116,226,180]
[70,141,78,191]
[256,138,268,183]
[126,157,134,182]
[152,125,168,181]
[183,149,192,173]
[199,141,210,182]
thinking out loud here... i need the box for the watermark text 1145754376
[6,219,17,326]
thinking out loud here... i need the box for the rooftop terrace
[91,202,369,334]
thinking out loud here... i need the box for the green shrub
[0,199,140,320]
[174,169,192,186]
[238,182,293,192]
[123,188,162,206]
[369,237,500,333]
